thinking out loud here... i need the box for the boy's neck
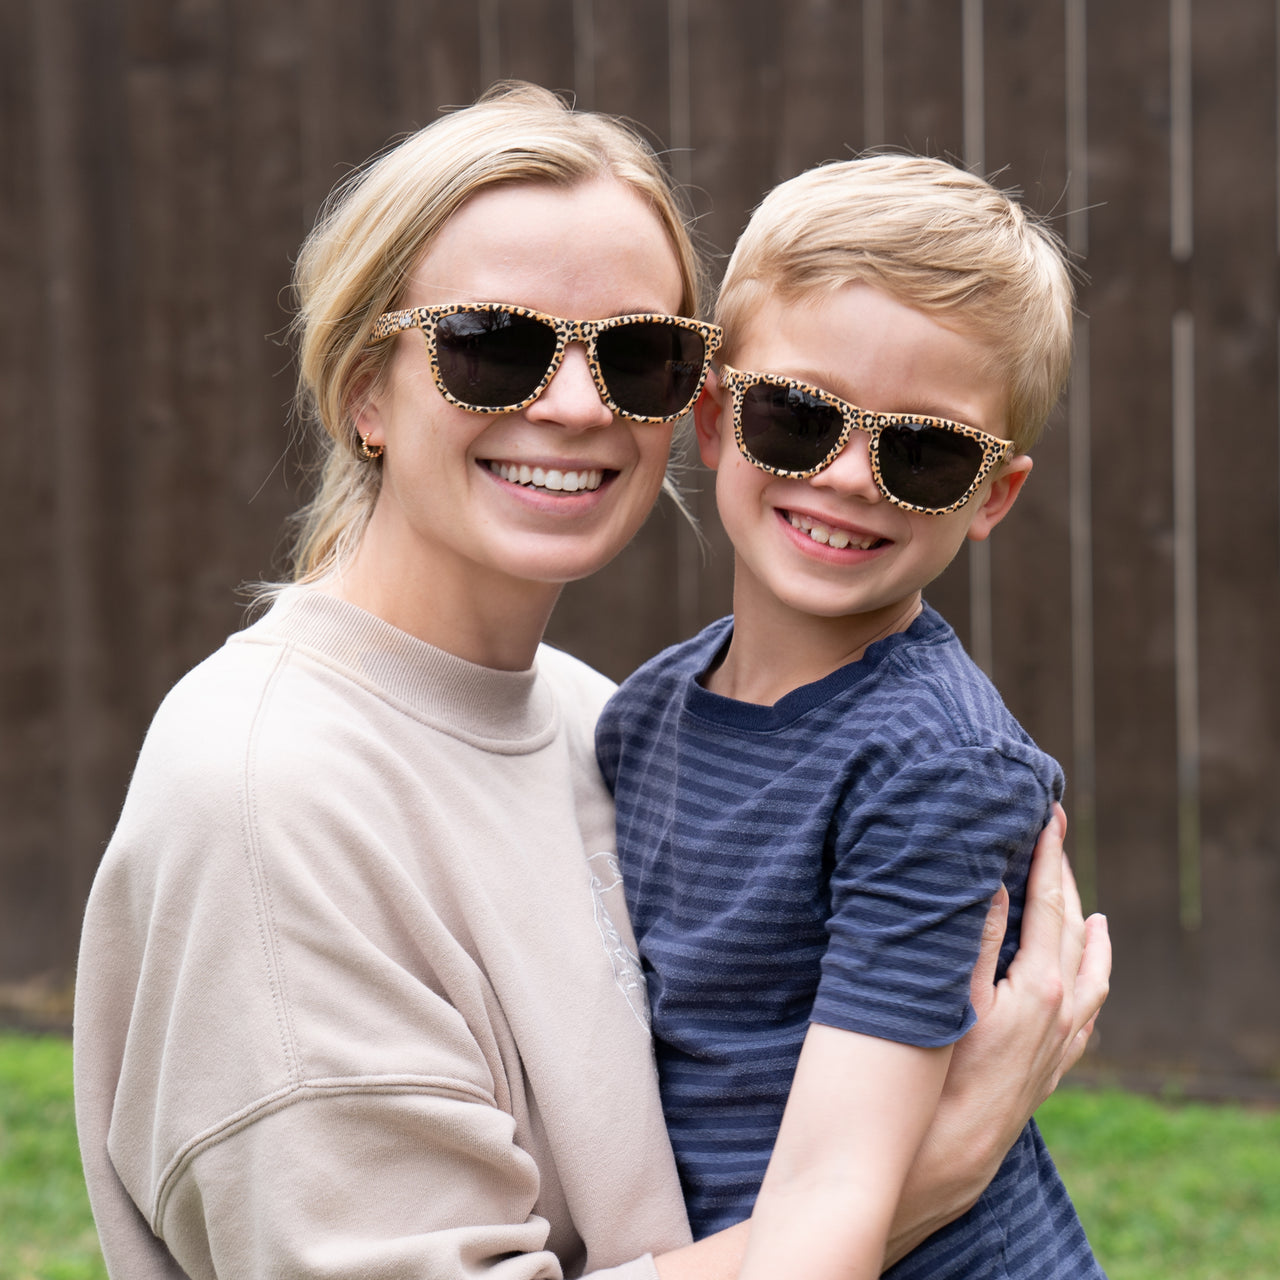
[705,574,924,706]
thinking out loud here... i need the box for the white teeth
[489,462,604,493]
[787,512,877,551]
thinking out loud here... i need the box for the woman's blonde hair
[716,154,1075,452]
[288,81,708,582]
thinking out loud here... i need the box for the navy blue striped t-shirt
[596,605,1103,1278]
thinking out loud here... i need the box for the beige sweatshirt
[73,588,691,1279]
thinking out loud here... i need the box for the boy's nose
[808,428,882,502]
[524,343,614,430]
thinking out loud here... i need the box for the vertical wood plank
[1186,0,1280,1083]
[491,0,577,93]
[297,0,400,194]
[882,0,967,159]
[408,1,486,117]
[0,0,64,986]
[591,0,673,133]
[40,0,138,977]
[772,0,864,176]
[1084,0,1184,1073]
[1064,0,1098,909]
[226,0,310,577]
[125,0,240,705]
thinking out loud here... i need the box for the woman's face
[355,179,686,602]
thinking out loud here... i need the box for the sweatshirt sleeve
[79,989,665,1280]
[161,1092,660,1280]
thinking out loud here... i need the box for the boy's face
[696,283,1032,635]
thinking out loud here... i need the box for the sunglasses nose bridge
[525,330,614,428]
[555,319,602,380]
[560,318,597,352]
[809,412,882,496]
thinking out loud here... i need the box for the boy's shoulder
[856,606,1045,760]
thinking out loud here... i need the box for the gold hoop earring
[358,433,384,461]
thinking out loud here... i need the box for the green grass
[2,1032,1277,1279]
[0,1033,106,1280]
[1037,1086,1280,1280]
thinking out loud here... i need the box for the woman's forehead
[404,179,685,318]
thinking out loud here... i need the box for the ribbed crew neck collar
[240,587,557,751]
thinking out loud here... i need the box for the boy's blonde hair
[288,81,708,582]
[716,155,1074,452]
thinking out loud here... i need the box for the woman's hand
[884,804,1111,1267]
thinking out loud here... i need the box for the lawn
[1036,1085,1280,1280]
[2,1030,1277,1279]
[0,1033,105,1280]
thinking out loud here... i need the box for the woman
[74,82,1108,1280]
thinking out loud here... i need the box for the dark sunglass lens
[434,310,557,408]
[738,382,844,472]
[596,322,706,418]
[878,422,986,508]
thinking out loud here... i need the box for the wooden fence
[2,0,1277,1097]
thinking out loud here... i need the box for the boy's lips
[782,509,889,552]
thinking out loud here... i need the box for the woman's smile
[484,460,608,494]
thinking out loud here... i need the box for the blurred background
[1,0,1276,1101]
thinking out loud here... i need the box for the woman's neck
[324,518,562,672]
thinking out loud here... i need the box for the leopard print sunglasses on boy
[719,364,1014,515]
[368,304,722,425]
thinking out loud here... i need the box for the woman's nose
[524,343,614,430]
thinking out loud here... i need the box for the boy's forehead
[729,283,1012,436]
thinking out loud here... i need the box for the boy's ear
[693,369,729,470]
[966,454,1033,542]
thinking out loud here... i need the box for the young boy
[596,156,1102,1278]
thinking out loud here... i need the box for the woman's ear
[966,454,1034,542]
[693,369,728,470]
[348,363,386,451]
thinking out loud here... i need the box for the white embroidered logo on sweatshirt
[587,851,650,1029]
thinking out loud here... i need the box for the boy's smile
[695,283,1031,699]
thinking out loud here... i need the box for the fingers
[1059,822,1082,923]
[969,885,1010,1015]
[1056,811,1086,965]
[1074,913,1112,1027]
[1057,855,1086,1000]
[1055,913,1111,1081]
[1059,1017,1098,1079]
[1050,803,1110,1052]
[1013,807,1068,977]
